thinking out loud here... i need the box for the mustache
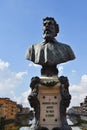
[43,28,52,34]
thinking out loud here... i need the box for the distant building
[0,104,4,118]
[68,96,87,115]
[68,96,87,124]
[80,96,87,114]
[72,106,81,113]
[0,98,22,120]
[21,107,30,114]
[68,106,81,115]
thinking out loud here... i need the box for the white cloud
[0,59,27,97]
[69,74,87,108]
[81,74,87,86]
[16,71,28,80]
[71,70,77,73]
[10,89,31,107]
[0,59,9,70]
[0,59,30,107]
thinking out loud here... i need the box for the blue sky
[0,0,87,108]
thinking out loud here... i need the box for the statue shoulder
[26,42,43,60]
[56,41,70,47]
[57,41,73,51]
[26,44,35,60]
[56,41,76,59]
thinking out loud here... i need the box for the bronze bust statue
[26,17,75,76]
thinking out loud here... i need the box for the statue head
[42,17,59,41]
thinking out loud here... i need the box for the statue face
[43,19,56,41]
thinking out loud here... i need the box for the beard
[43,28,56,41]
[43,29,53,39]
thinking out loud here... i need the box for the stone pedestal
[38,83,61,130]
[28,76,72,130]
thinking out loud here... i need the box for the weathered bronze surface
[26,17,75,76]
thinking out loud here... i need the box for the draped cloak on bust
[26,39,75,66]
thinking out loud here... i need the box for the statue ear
[56,23,59,34]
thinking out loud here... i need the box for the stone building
[68,96,87,115]
[80,96,87,114]
[0,98,21,120]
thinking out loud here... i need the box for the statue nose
[45,25,49,29]
[46,23,49,27]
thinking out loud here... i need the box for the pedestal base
[28,76,72,130]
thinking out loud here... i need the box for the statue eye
[48,22,51,25]
[43,22,46,26]
[43,21,52,26]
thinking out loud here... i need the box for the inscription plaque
[41,94,58,124]
[38,85,61,129]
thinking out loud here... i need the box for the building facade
[0,98,21,120]
[80,96,87,114]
